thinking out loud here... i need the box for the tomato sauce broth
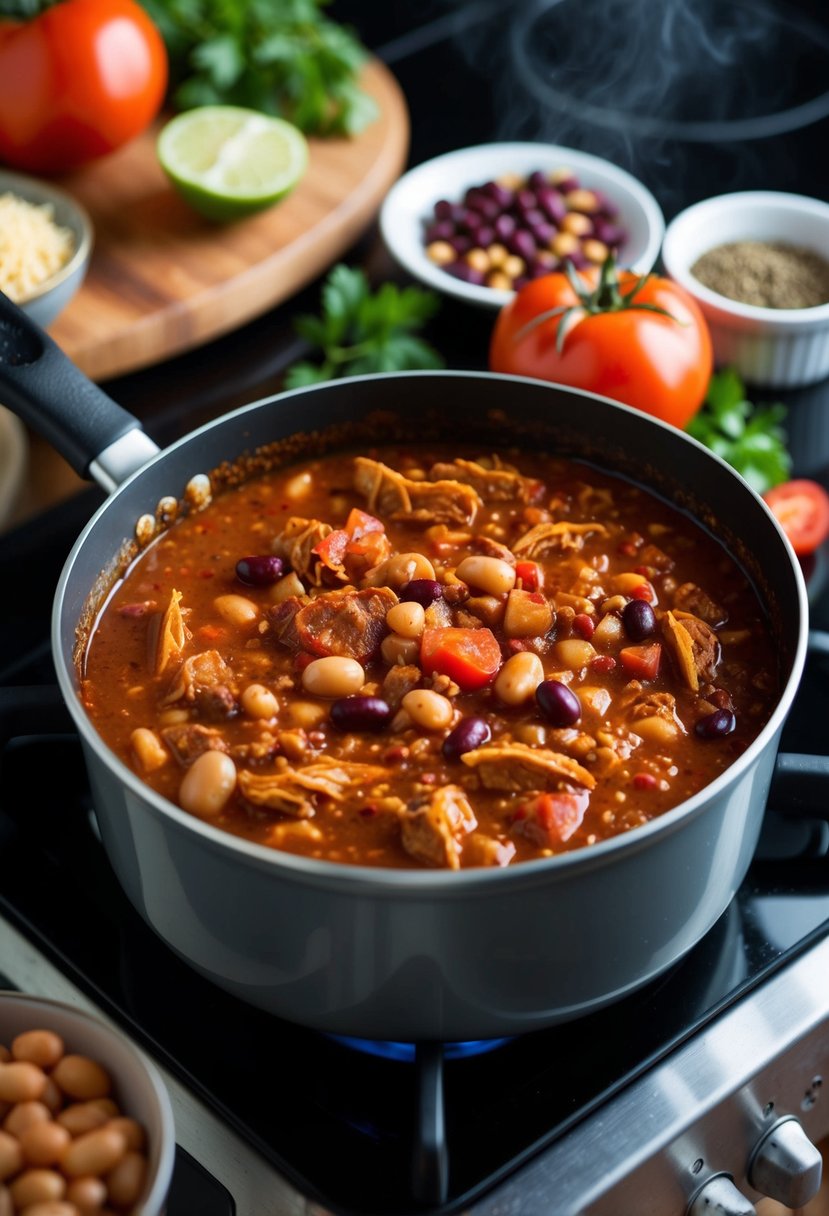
[81,446,778,869]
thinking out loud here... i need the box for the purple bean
[593,219,626,246]
[529,221,556,247]
[494,213,517,241]
[400,578,443,606]
[592,190,619,218]
[695,709,736,740]
[523,208,547,228]
[465,191,500,221]
[425,220,456,243]
[331,696,392,732]
[482,181,514,208]
[433,199,459,221]
[448,234,473,255]
[536,679,581,727]
[556,176,579,195]
[536,187,568,224]
[508,230,537,261]
[442,716,492,761]
[527,170,548,191]
[235,555,284,586]
[460,209,484,235]
[476,225,495,248]
[515,188,537,212]
[622,599,656,641]
[445,262,486,285]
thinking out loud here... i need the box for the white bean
[494,652,544,705]
[302,657,364,698]
[381,635,420,666]
[401,690,453,731]
[455,556,516,597]
[240,683,279,719]
[382,553,436,587]
[130,727,168,773]
[179,751,237,818]
[213,594,258,626]
[386,601,425,638]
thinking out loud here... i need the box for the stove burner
[328,1035,512,1062]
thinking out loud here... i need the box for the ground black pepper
[691,240,829,309]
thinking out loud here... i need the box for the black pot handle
[770,752,829,820]
[0,290,148,480]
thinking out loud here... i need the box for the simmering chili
[82,447,778,869]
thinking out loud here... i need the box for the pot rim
[51,370,810,892]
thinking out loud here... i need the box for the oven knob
[748,1115,822,1208]
[687,1173,755,1215]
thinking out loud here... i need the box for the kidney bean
[442,716,492,760]
[529,221,556,247]
[330,696,392,732]
[235,555,284,586]
[622,599,656,641]
[508,230,537,262]
[536,679,582,726]
[400,579,443,606]
[494,213,516,242]
[475,225,495,248]
[482,181,514,208]
[695,709,737,739]
[536,186,567,223]
[515,188,537,212]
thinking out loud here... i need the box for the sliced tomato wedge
[420,627,502,690]
[620,642,662,681]
[763,479,829,556]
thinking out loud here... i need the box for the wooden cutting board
[49,58,409,382]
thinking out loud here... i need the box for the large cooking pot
[0,295,808,1041]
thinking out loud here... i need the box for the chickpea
[9,1169,66,1208]
[465,248,490,273]
[105,1148,147,1208]
[380,635,420,667]
[564,187,599,212]
[12,1032,64,1071]
[502,254,525,278]
[455,556,516,597]
[426,240,455,266]
[561,211,593,236]
[550,231,579,258]
[213,594,258,627]
[4,1101,50,1138]
[240,683,279,720]
[401,689,453,731]
[494,652,544,706]
[386,601,425,639]
[179,751,237,819]
[51,1058,110,1104]
[0,1063,46,1104]
[302,656,364,698]
[487,243,509,268]
[383,552,436,587]
[19,1119,71,1167]
[129,727,168,773]
[61,1126,127,1178]
[487,270,512,291]
[582,238,610,264]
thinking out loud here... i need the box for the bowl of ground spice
[0,169,93,328]
[662,191,829,388]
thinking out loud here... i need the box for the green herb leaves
[138,0,378,136]
[686,367,792,495]
[284,265,445,388]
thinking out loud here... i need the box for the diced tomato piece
[514,790,590,845]
[515,560,541,592]
[420,627,502,691]
[312,529,349,570]
[345,508,385,539]
[620,642,662,680]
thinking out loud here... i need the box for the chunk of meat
[461,742,596,791]
[354,457,482,527]
[461,833,516,867]
[266,596,304,649]
[294,587,397,662]
[429,456,542,503]
[672,582,728,628]
[662,611,720,691]
[545,727,598,759]
[513,790,591,846]
[161,650,238,719]
[630,691,680,722]
[513,521,608,558]
[238,757,388,818]
[399,785,477,870]
[154,588,191,675]
[468,534,517,564]
[638,543,675,572]
[161,723,229,766]
[272,517,336,587]
[381,663,422,709]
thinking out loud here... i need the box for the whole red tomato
[489,259,713,428]
[0,0,168,174]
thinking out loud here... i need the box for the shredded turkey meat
[399,785,478,869]
[513,521,608,558]
[354,457,482,526]
[461,742,596,791]
[428,456,541,503]
[238,757,389,818]
[161,723,228,766]
[161,649,237,719]
[154,588,190,675]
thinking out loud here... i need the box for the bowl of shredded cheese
[0,169,92,328]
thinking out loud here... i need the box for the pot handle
[771,753,829,820]
[0,291,159,492]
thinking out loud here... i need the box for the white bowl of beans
[379,141,665,309]
[661,190,829,388]
[0,992,175,1215]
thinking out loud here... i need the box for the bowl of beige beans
[662,190,829,387]
[0,992,175,1215]
[0,170,92,328]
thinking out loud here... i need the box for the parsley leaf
[138,0,378,136]
[284,266,445,389]
[686,368,792,494]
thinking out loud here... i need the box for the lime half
[157,106,308,222]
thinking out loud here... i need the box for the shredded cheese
[0,192,74,301]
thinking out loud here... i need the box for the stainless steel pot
[1,295,808,1041]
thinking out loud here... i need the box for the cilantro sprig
[686,368,792,495]
[284,265,445,388]
[139,0,378,136]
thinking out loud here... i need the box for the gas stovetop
[2,3,829,1213]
